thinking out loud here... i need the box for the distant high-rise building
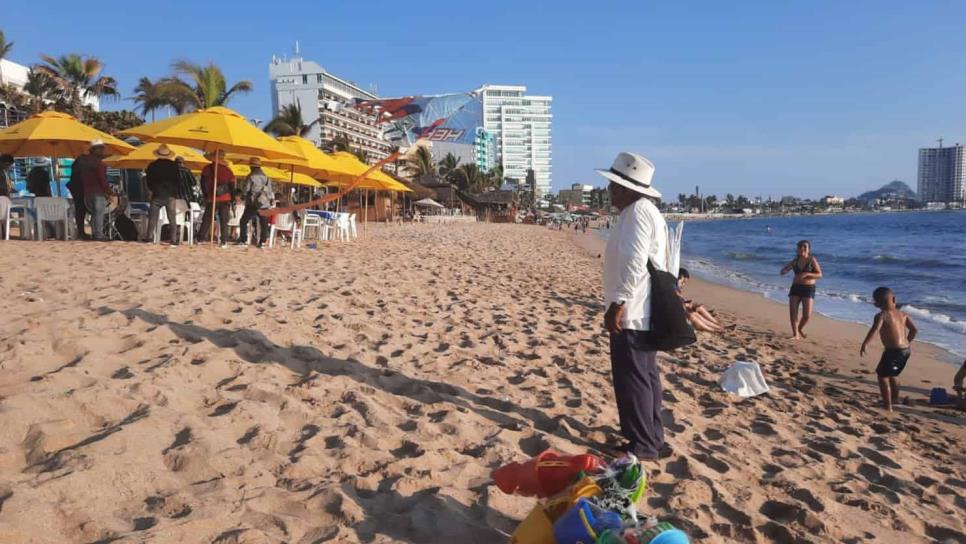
[269,53,391,163]
[478,85,552,197]
[918,144,966,203]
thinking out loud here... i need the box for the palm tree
[487,164,504,188]
[264,101,318,137]
[130,77,168,121]
[22,69,59,113]
[452,163,488,193]
[156,60,252,111]
[325,132,353,153]
[405,146,436,179]
[437,152,461,180]
[0,30,13,85]
[34,54,119,116]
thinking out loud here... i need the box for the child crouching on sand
[860,287,918,412]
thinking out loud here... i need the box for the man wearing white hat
[598,151,671,461]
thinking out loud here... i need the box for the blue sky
[5,1,966,198]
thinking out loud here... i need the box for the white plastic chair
[190,202,203,241]
[348,213,358,239]
[228,202,245,242]
[332,213,351,242]
[152,199,194,244]
[268,212,301,248]
[35,197,70,241]
[0,196,27,240]
[302,213,328,242]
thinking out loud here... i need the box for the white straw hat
[595,151,661,198]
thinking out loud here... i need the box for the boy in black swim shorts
[860,287,918,412]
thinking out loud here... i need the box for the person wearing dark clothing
[26,161,52,197]
[0,154,14,197]
[237,157,273,248]
[175,157,199,204]
[72,140,111,240]
[197,150,235,246]
[600,151,671,461]
[145,144,182,245]
[66,156,88,239]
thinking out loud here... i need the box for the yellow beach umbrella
[228,136,356,190]
[229,163,321,188]
[0,111,136,157]
[0,111,136,196]
[104,142,209,170]
[322,152,412,234]
[120,107,297,159]
[120,106,300,244]
[326,152,411,192]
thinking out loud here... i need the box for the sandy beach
[0,223,963,543]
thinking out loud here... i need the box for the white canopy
[414,198,445,208]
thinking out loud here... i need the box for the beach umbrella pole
[210,147,218,245]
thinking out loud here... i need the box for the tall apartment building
[479,84,552,197]
[269,53,392,164]
[918,144,966,203]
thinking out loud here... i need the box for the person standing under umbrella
[26,158,52,197]
[144,144,181,245]
[175,156,200,204]
[0,154,14,197]
[236,157,272,248]
[197,150,235,247]
[72,140,111,241]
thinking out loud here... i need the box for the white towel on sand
[719,361,770,398]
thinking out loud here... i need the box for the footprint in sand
[236,426,259,445]
[208,401,238,417]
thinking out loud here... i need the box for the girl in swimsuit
[780,240,823,339]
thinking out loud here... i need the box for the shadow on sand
[119,306,616,542]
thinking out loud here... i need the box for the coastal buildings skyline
[479,85,552,197]
[269,52,392,163]
[917,143,966,204]
[268,51,553,192]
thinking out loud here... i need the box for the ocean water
[600,211,966,360]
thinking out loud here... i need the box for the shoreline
[571,228,962,388]
[663,207,966,223]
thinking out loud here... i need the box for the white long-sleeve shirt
[603,197,669,331]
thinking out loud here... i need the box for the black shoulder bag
[646,256,697,352]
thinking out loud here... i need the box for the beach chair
[332,212,351,242]
[302,213,329,242]
[35,197,70,241]
[127,202,150,240]
[0,196,28,240]
[348,213,358,239]
[190,202,203,236]
[268,212,301,248]
[152,199,194,244]
[228,202,246,243]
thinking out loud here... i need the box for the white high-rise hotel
[918,143,966,203]
[479,85,553,197]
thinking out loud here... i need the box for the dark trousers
[68,184,87,238]
[610,330,664,459]
[198,201,231,244]
[238,202,268,244]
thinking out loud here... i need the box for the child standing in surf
[860,287,918,412]
[780,240,823,339]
